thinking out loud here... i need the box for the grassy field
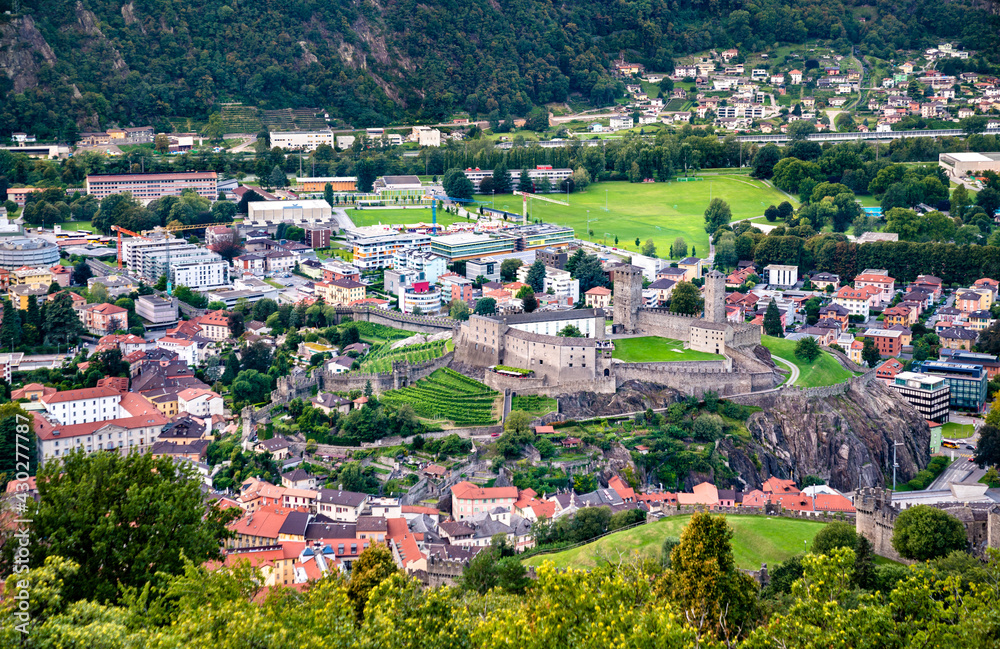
[612,336,724,362]
[58,221,94,231]
[344,208,471,229]
[942,422,975,439]
[477,177,792,258]
[523,515,829,570]
[761,335,853,388]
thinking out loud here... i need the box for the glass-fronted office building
[912,361,987,411]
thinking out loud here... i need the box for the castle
[855,487,1000,563]
[453,266,776,397]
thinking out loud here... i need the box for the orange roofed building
[451,481,519,521]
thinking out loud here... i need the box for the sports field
[942,422,975,439]
[611,336,723,362]
[345,207,470,229]
[523,515,829,570]
[477,177,792,257]
[761,335,853,388]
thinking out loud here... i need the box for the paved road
[331,207,356,231]
[769,354,800,386]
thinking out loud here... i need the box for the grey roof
[316,489,368,507]
[424,543,481,562]
[258,437,290,451]
[648,278,676,290]
[496,308,604,325]
[304,521,356,541]
[438,521,475,538]
[940,328,978,340]
[407,514,439,535]
[277,511,311,537]
[356,515,387,532]
[578,488,624,508]
[315,393,350,408]
[820,303,849,315]
[657,267,687,277]
[472,518,513,538]
[282,468,313,482]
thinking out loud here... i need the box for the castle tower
[704,269,726,324]
[613,264,643,333]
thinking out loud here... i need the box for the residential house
[882,304,916,327]
[315,489,370,522]
[584,286,612,309]
[451,481,519,521]
[79,303,128,335]
[863,328,903,357]
[810,272,840,290]
[853,270,895,307]
[177,388,224,417]
[647,278,676,305]
[819,303,850,327]
[876,358,905,384]
[939,327,978,351]
[833,284,881,318]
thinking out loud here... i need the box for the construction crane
[423,194,477,235]
[512,191,569,225]
[111,225,148,270]
[112,221,236,296]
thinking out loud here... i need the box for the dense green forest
[0,0,998,137]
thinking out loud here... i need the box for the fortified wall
[855,487,1000,563]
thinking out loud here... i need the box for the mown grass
[761,335,853,388]
[612,337,724,363]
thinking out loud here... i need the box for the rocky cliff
[724,379,930,492]
[0,16,56,93]
[550,378,929,493]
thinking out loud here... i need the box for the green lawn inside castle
[611,336,725,363]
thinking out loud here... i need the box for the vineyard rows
[359,340,448,374]
[380,369,499,427]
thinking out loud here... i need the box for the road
[769,354,800,386]
[331,207,357,231]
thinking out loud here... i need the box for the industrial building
[939,152,1000,178]
[246,200,333,225]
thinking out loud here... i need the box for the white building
[347,228,432,271]
[392,249,447,282]
[609,116,634,131]
[516,264,580,304]
[399,283,443,314]
[246,200,333,225]
[156,337,199,366]
[412,126,442,147]
[40,386,124,426]
[764,264,799,287]
[177,388,224,417]
[270,130,335,152]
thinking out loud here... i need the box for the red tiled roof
[451,481,518,500]
[40,386,120,404]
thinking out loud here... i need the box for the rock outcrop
[547,377,928,494]
[0,16,56,93]
[726,379,929,492]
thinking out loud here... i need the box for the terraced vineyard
[359,340,451,373]
[380,368,499,427]
[511,394,558,416]
[350,322,411,343]
[220,103,262,132]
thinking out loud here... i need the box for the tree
[473,297,496,315]
[669,281,703,315]
[517,169,533,193]
[355,159,377,193]
[572,167,590,191]
[324,183,334,207]
[764,205,779,222]
[704,198,732,233]
[240,341,273,373]
[892,505,968,561]
[962,115,989,135]
[71,260,92,286]
[951,184,971,219]
[500,258,523,282]
[449,299,470,321]
[571,254,609,293]
[641,239,657,257]
[763,300,783,336]
[19,451,237,603]
[0,403,35,489]
[714,235,736,270]
[231,369,272,405]
[662,512,758,641]
[220,353,241,385]
[0,299,21,349]
[670,237,687,259]
[558,324,583,337]
[974,424,1000,468]
[347,544,399,622]
[154,133,170,153]
[504,410,532,435]
[267,165,287,189]
[977,187,1000,219]
[795,337,821,362]
[525,261,546,293]
[492,163,513,194]
[862,336,881,368]
[751,144,782,179]
[811,522,857,555]
[573,473,598,494]
[201,112,226,142]
[517,286,538,313]
[226,311,245,338]
[777,201,794,221]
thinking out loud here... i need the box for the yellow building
[319,278,366,305]
[9,284,49,310]
[10,267,53,288]
[145,390,180,418]
[677,257,704,282]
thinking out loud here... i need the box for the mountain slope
[0,0,996,137]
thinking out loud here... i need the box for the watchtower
[704,269,726,324]
[613,264,644,333]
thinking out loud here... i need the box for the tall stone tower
[613,264,643,333]
[703,269,726,323]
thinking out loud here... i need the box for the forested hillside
[0,0,997,136]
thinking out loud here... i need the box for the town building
[347,229,432,271]
[85,172,218,201]
[764,264,798,287]
[303,227,332,249]
[430,232,515,261]
[912,361,988,411]
[862,328,903,357]
[246,200,333,225]
[295,177,357,192]
[398,281,442,314]
[79,303,129,335]
[585,286,612,309]
[317,278,366,306]
[853,270,895,306]
[890,371,950,423]
[0,238,60,269]
[451,481,519,521]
